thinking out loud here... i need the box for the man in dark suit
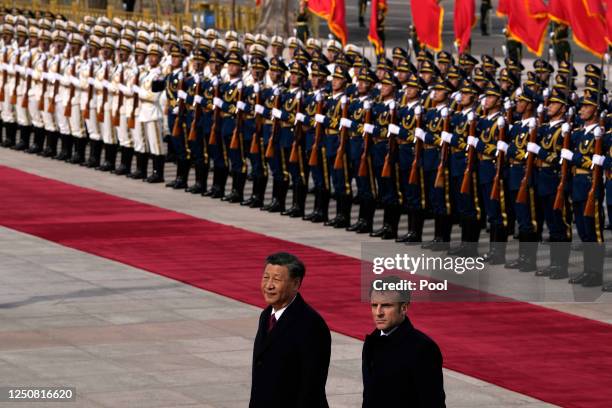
[249,252,331,408]
[362,276,446,407]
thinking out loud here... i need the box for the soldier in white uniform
[94,37,118,172]
[12,24,36,151]
[82,34,103,168]
[0,23,17,148]
[110,38,135,175]
[25,27,50,154]
[40,30,65,158]
[60,33,86,163]
[135,43,165,183]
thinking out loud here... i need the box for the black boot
[203,167,221,196]
[399,210,424,244]
[221,171,239,201]
[26,127,45,154]
[145,154,165,183]
[85,140,103,168]
[186,164,204,194]
[303,187,321,221]
[448,218,469,255]
[327,194,351,228]
[311,189,330,223]
[380,204,401,239]
[42,131,59,157]
[69,138,87,164]
[114,147,134,176]
[167,159,188,189]
[370,205,391,238]
[97,144,118,171]
[354,199,376,233]
[347,197,369,232]
[262,180,280,211]
[267,180,288,212]
[54,134,72,161]
[579,244,604,287]
[13,125,31,151]
[243,176,266,207]
[519,232,538,272]
[282,182,306,217]
[223,172,247,203]
[1,122,16,148]
[544,240,571,279]
[211,168,228,198]
[128,152,148,179]
[484,225,507,265]
[422,216,450,251]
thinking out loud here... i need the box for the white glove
[504,100,512,111]
[315,113,326,124]
[295,112,305,124]
[527,142,541,155]
[213,97,224,108]
[87,77,95,86]
[253,82,260,93]
[70,76,80,87]
[480,98,486,108]
[254,104,265,115]
[272,107,283,119]
[172,106,179,114]
[560,148,574,162]
[193,95,203,105]
[527,117,536,129]
[132,85,142,94]
[561,123,570,134]
[388,123,400,135]
[592,154,605,167]
[414,105,422,115]
[467,112,475,122]
[363,123,375,134]
[339,118,353,129]
[102,79,111,89]
[567,107,574,118]
[497,116,505,128]
[364,100,371,110]
[467,135,479,148]
[26,68,33,77]
[414,127,426,141]
[138,89,148,99]
[441,131,453,144]
[515,87,523,97]
[543,88,550,99]
[594,126,603,138]
[454,92,462,103]
[212,77,219,87]
[236,101,246,111]
[315,91,324,103]
[177,90,187,100]
[496,140,508,153]
[441,107,449,118]
[537,104,544,115]
[340,95,347,105]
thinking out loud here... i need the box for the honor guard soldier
[136,43,166,183]
[302,62,332,223]
[551,22,571,63]
[502,86,541,272]
[314,66,353,228]
[467,83,508,264]
[443,80,483,257]
[63,33,87,164]
[240,56,269,208]
[393,70,426,244]
[415,79,454,250]
[0,23,17,148]
[436,51,453,78]
[110,38,135,175]
[527,86,572,279]
[82,34,104,168]
[561,88,608,288]
[458,53,479,78]
[24,26,48,154]
[12,24,34,152]
[296,0,310,42]
[94,37,118,171]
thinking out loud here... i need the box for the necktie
[268,313,277,333]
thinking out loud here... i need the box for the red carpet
[1,165,611,407]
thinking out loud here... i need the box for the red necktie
[268,313,277,333]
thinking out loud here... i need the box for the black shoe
[396,232,421,244]
[430,240,450,252]
[422,239,442,250]
[549,268,569,280]
[535,265,554,277]
[310,212,328,223]
[241,197,255,206]
[569,272,591,285]
[581,274,603,287]
[324,217,339,227]
[262,198,279,211]
[602,282,612,292]
[332,215,349,229]
[249,198,263,208]
[347,219,366,232]
[186,183,203,194]
[370,224,391,238]
[505,257,524,269]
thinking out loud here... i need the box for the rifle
[265,87,282,159]
[112,64,125,126]
[127,67,140,129]
[171,71,187,136]
[21,51,33,108]
[308,92,325,166]
[64,60,76,118]
[358,101,373,177]
[553,121,572,210]
[408,105,424,185]
[10,49,20,105]
[434,106,452,188]
[229,82,244,150]
[288,91,304,163]
[38,56,48,111]
[187,75,202,141]
[96,61,109,122]
[249,82,263,154]
[83,61,94,120]
[382,101,397,178]
[47,58,60,114]
[460,112,478,194]
[516,111,542,204]
[208,77,221,145]
[0,47,8,102]
[491,109,510,201]
[333,95,349,170]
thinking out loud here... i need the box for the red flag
[411,0,444,51]
[368,0,387,55]
[583,0,611,44]
[608,1,612,45]
[308,0,348,45]
[454,0,476,54]
[499,1,549,56]
[549,0,607,57]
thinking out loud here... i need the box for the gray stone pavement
[0,149,564,406]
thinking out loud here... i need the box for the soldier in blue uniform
[302,62,331,223]
[393,70,426,244]
[466,83,508,264]
[164,45,191,190]
[442,80,482,256]
[415,79,453,250]
[561,88,608,288]
[312,66,353,228]
[525,86,572,279]
[240,56,269,208]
